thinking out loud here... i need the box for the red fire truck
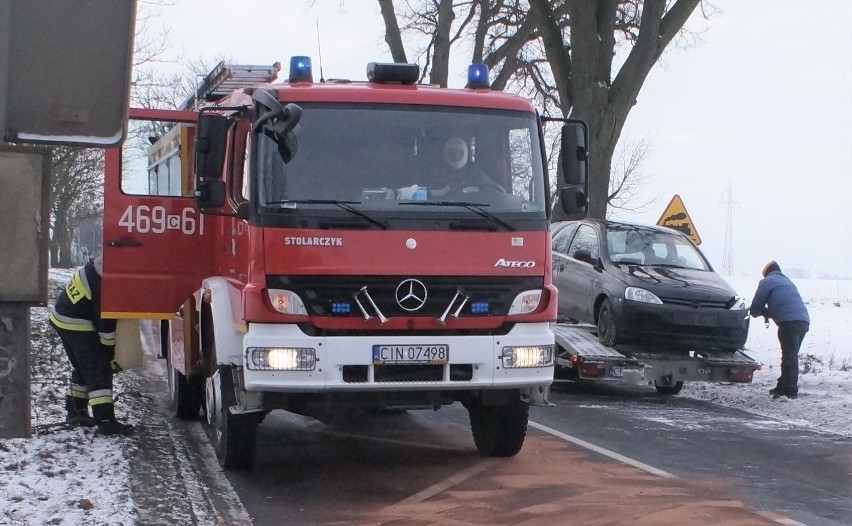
[102,58,588,469]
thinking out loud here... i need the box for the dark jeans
[777,321,809,393]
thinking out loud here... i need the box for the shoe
[66,414,97,427]
[769,387,782,396]
[785,392,798,399]
[96,419,134,436]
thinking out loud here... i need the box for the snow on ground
[0,271,850,525]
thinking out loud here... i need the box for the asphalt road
[538,381,852,526]
[130,362,851,525]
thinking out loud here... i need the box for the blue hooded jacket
[749,270,810,324]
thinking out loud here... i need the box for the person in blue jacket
[749,261,810,399]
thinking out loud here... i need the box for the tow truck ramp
[551,323,758,389]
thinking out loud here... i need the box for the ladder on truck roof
[180,61,282,110]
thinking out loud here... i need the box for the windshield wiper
[265,199,387,230]
[399,201,515,231]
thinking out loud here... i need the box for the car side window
[568,225,599,260]
[552,223,579,254]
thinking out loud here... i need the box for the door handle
[107,239,142,247]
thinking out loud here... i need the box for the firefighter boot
[92,403,134,436]
[65,395,96,427]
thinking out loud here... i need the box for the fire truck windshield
[254,104,548,229]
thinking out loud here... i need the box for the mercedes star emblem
[395,279,428,312]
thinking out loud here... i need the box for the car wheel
[597,298,618,346]
[654,381,684,395]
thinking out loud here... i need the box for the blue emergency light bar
[289,56,313,83]
[466,64,490,89]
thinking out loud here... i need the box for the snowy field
[0,270,849,525]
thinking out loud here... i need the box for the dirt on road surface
[349,435,784,526]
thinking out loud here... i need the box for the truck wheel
[206,365,259,470]
[654,381,684,395]
[468,399,529,457]
[597,299,618,346]
[167,362,203,419]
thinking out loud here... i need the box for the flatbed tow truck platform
[551,322,759,394]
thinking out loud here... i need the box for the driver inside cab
[430,136,504,197]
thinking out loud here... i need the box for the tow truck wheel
[597,298,619,346]
[205,365,259,470]
[468,399,529,457]
[654,380,684,395]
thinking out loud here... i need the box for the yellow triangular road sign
[656,194,701,245]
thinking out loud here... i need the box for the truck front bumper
[241,322,554,394]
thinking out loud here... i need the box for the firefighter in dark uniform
[49,256,132,435]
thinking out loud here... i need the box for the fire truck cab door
[101,109,215,320]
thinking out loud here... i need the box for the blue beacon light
[289,56,313,83]
[466,64,490,89]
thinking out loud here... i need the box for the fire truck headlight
[507,290,542,315]
[501,345,554,368]
[247,347,316,371]
[267,289,308,315]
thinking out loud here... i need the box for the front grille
[268,275,544,318]
[341,364,474,383]
[660,297,733,309]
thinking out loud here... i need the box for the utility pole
[720,181,739,276]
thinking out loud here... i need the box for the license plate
[610,366,623,377]
[673,312,717,326]
[372,344,449,364]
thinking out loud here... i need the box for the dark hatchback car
[551,219,749,351]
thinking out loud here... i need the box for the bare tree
[48,147,104,267]
[606,135,660,217]
[375,0,713,218]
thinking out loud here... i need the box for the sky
[2,271,849,525]
[146,0,852,279]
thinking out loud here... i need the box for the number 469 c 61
[118,205,204,235]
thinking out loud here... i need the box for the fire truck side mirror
[195,179,226,209]
[559,121,589,218]
[195,114,229,180]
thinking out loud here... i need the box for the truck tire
[206,365,259,470]
[597,298,619,346]
[468,399,529,457]
[167,362,203,419]
[163,320,203,420]
[654,380,684,395]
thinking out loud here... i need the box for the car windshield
[605,225,709,270]
[254,103,547,223]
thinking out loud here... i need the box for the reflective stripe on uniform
[49,310,96,331]
[88,389,113,406]
[65,268,93,304]
[99,331,116,346]
[69,386,89,399]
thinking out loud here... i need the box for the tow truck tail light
[728,368,754,383]
[579,362,606,378]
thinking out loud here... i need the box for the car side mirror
[573,248,597,266]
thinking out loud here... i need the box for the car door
[551,222,580,318]
[560,224,601,323]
